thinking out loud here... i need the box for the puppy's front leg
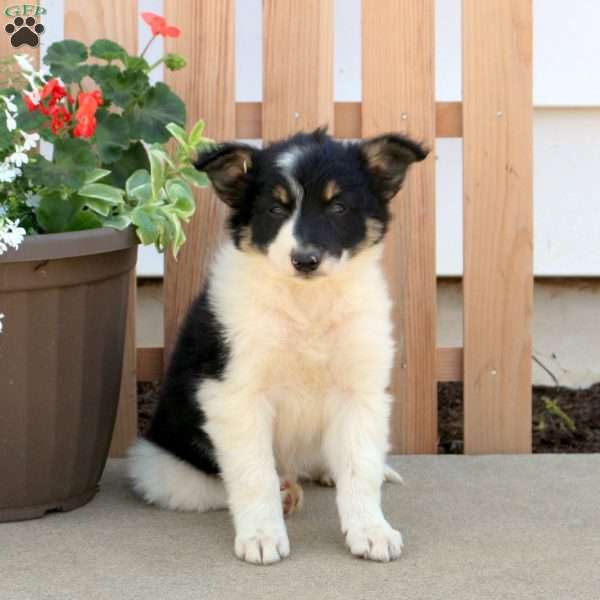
[324,398,403,562]
[205,394,288,565]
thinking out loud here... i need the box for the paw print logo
[5,16,45,48]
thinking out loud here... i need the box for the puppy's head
[195,128,427,278]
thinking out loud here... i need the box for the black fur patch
[145,291,228,474]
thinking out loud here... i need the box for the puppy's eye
[269,204,288,216]
[329,202,346,215]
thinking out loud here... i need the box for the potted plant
[0,12,211,522]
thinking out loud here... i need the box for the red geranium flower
[23,93,38,112]
[72,113,96,138]
[41,79,67,103]
[72,91,103,138]
[49,104,71,135]
[141,12,180,38]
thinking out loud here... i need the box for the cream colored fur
[198,238,401,564]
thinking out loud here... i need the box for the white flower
[20,130,39,151]
[1,94,17,114]
[8,147,28,167]
[0,161,21,183]
[21,72,39,93]
[5,109,17,132]
[14,54,35,74]
[0,217,26,255]
[23,88,40,108]
[24,191,41,208]
[0,313,4,334]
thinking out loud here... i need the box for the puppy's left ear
[194,143,257,207]
[359,134,428,201]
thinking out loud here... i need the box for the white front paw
[234,529,290,565]
[345,523,403,562]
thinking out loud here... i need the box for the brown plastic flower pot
[0,227,137,522]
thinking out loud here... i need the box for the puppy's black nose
[291,249,322,273]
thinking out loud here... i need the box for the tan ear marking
[323,179,341,202]
[272,184,289,204]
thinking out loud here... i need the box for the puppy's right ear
[194,143,257,207]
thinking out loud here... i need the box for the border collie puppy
[128,128,427,565]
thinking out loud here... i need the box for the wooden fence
[2,0,533,456]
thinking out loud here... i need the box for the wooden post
[262,0,333,140]
[362,0,437,453]
[463,0,533,454]
[63,0,139,456]
[163,0,236,361]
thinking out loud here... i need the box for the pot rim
[0,227,138,263]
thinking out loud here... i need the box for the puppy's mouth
[293,270,324,280]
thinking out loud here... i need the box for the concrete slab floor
[2,455,599,600]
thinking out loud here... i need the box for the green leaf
[103,214,132,230]
[103,142,149,189]
[90,39,127,62]
[0,115,12,153]
[179,166,209,188]
[165,179,195,218]
[125,82,186,144]
[166,123,188,148]
[84,168,111,184]
[147,146,166,202]
[78,183,124,205]
[94,111,131,163]
[69,208,104,230]
[160,206,186,256]
[24,138,96,190]
[83,196,113,217]
[43,40,89,83]
[124,56,150,71]
[89,64,149,108]
[131,205,161,246]
[35,191,101,233]
[126,169,150,197]
[188,119,205,147]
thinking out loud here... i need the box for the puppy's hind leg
[280,477,304,517]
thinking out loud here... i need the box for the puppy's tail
[127,438,227,512]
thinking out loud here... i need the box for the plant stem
[140,34,157,59]
[147,57,164,72]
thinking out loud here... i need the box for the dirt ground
[438,382,600,453]
[138,382,600,454]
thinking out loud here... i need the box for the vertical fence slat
[463,0,533,454]
[64,0,139,457]
[263,0,333,140]
[362,0,437,454]
[64,1,137,53]
[163,0,236,359]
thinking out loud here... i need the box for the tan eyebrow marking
[323,180,341,202]
[272,184,289,204]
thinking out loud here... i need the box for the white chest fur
[198,243,395,477]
